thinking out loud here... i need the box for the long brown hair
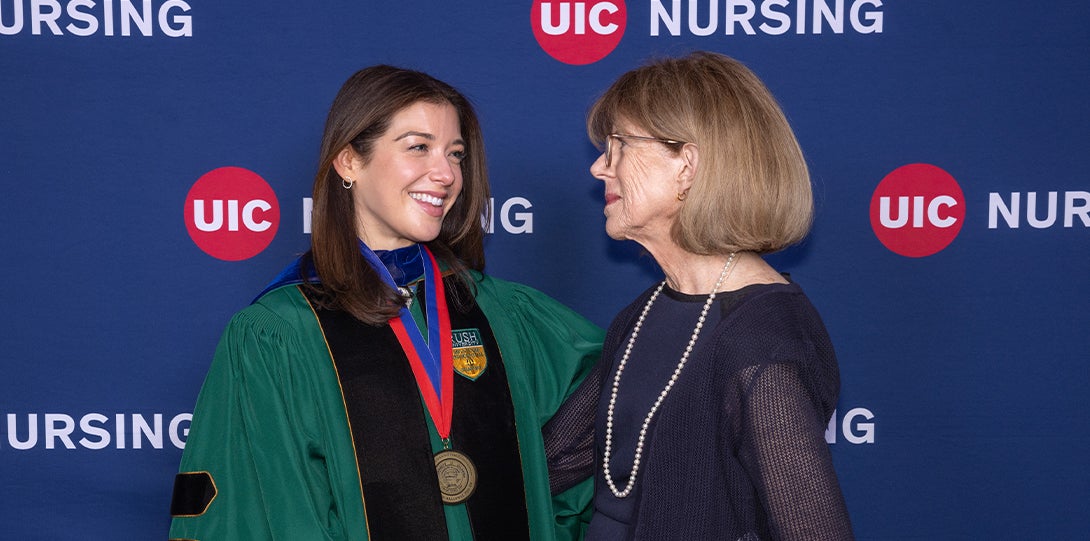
[306,65,490,325]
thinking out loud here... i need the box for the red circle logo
[184,167,280,261]
[531,0,626,65]
[869,163,965,258]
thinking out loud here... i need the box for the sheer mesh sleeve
[738,361,854,540]
[542,359,603,495]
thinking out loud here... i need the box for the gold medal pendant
[434,449,478,505]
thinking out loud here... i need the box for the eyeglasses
[604,133,686,168]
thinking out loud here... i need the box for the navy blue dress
[586,281,853,541]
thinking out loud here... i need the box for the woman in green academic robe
[169,65,602,541]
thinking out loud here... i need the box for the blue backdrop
[2,1,1088,539]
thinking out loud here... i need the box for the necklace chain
[602,252,737,498]
[398,286,414,309]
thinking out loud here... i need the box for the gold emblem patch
[452,328,487,380]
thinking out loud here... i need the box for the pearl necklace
[602,252,737,498]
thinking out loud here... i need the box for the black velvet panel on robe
[303,277,530,541]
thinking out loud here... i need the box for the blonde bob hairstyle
[587,51,813,255]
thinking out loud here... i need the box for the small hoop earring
[342,177,354,189]
[677,190,688,201]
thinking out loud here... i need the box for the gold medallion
[434,449,478,505]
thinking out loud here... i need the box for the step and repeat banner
[2,1,1088,539]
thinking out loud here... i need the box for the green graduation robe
[169,270,602,540]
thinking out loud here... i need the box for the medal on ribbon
[434,449,478,504]
[360,243,478,505]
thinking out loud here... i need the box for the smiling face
[336,101,465,250]
[589,120,691,248]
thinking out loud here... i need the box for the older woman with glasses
[584,51,854,540]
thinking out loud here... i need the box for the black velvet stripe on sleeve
[170,471,217,517]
